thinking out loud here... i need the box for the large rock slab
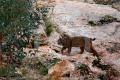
[52,0,120,40]
[48,60,75,80]
[50,0,120,71]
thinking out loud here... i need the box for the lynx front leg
[61,47,66,54]
[68,46,72,55]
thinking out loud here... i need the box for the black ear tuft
[92,38,96,41]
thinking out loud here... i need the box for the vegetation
[88,21,97,26]
[77,64,91,75]
[49,58,60,65]
[88,15,117,26]
[43,16,54,36]
[0,0,41,77]
[92,58,110,70]
[34,58,60,75]
[100,15,117,24]
[93,0,114,5]
[0,0,34,69]
[35,61,48,75]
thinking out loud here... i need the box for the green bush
[35,61,48,75]
[88,15,117,26]
[43,15,54,36]
[0,0,35,76]
[100,15,117,24]
[77,64,90,75]
[0,64,19,77]
[40,7,53,36]
[88,21,97,26]
[47,58,60,68]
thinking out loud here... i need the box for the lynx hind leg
[89,40,98,56]
[90,47,98,57]
[84,38,98,56]
[80,47,84,54]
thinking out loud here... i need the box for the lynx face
[58,37,62,45]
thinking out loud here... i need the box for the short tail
[92,38,96,41]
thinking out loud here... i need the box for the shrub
[43,15,54,36]
[99,15,117,24]
[35,61,48,75]
[77,64,90,75]
[0,0,36,77]
[92,58,110,70]
[88,15,117,26]
[88,21,97,26]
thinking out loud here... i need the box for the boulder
[48,60,75,80]
[52,1,120,37]
[52,0,120,47]
[50,0,120,74]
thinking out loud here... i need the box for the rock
[48,31,62,52]
[112,2,120,11]
[48,60,75,80]
[52,1,120,37]
[50,1,120,78]
[33,24,48,45]
[52,0,120,53]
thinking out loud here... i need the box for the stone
[48,60,75,80]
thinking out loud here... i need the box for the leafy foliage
[92,58,110,70]
[35,61,48,75]
[100,15,117,24]
[88,15,118,26]
[41,7,54,36]
[44,18,54,36]
[0,0,51,78]
[0,0,34,36]
[0,64,17,77]
[77,64,90,75]
[0,0,37,77]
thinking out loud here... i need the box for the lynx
[58,33,98,56]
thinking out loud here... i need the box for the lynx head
[57,33,69,45]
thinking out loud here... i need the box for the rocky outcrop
[34,24,48,45]
[48,60,75,80]
[52,1,120,37]
[51,0,120,51]
[53,1,120,45]
[49,1,120,79]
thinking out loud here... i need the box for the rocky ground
[10,0,120,80]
